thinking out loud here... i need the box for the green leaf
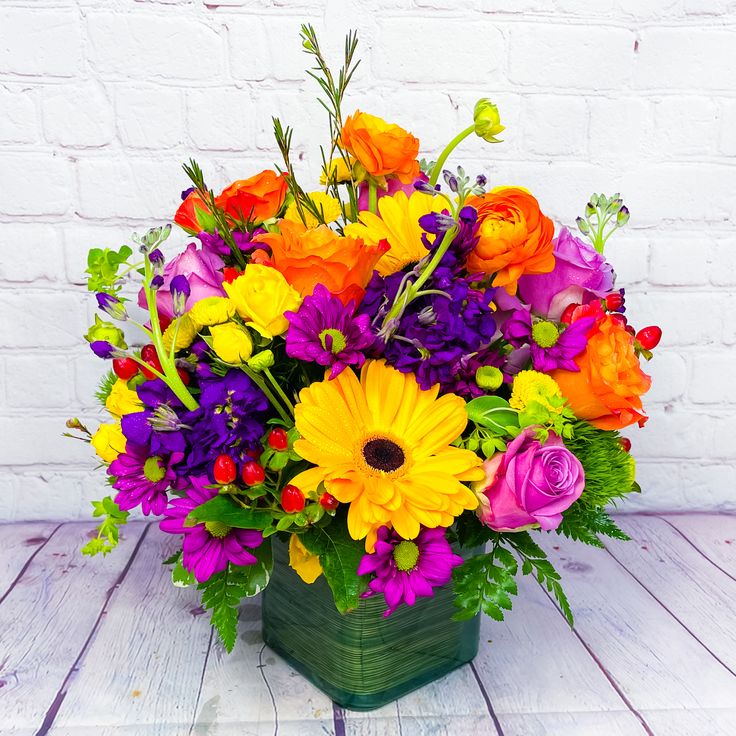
[466,396,519,435]
[197,541,273,652]
[172,559,196,587]
[188,494,273,530]
[82,496,129,557]
[300,519,368,613]
[85,244,134,295]
[557,505,630,548]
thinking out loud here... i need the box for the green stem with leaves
[428,124,475,187]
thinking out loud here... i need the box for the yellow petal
[288,534,323,584]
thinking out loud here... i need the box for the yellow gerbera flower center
[359,435,407,475]
[393,540,420,572]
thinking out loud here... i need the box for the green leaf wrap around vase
[262,538,481,710]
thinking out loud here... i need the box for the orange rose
[215,170,287,224]
[551,314,652,430]
[466,187,555,295]
[255,220,388,306]
[174,191,212,234]
[340,110,420,184]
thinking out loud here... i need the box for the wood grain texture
[473,574,647,736]
[0,521,147,736]
[191,598,336,736]
[611,515,736,673]
[540,529,736,735]
[660,514,736,579]
[45,526,212,736]
[0,521,60,596]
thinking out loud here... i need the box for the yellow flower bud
[209,322,253,364]
[187,297,236,327]
[105,379,143,419]
[162,313,200,353]
[473,98,504,143]
[223,264,302,339]
[284,191,342,229]
[90,422,127,463]
[288,533,323,584]
[246,349,275,373]
[319,156,355,184]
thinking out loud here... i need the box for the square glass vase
[261,538,481,711]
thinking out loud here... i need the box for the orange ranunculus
[254,220,389,306]
[174,191,213,234]
[340,110,420,184]
[215,170,288,224]
[551,314,652,431]
[466,187,555,295]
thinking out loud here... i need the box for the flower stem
[241,367,293,426]
[142,258,198,410]
[368,179,378,214]
[428,124,475,187]
[263,368,295,415]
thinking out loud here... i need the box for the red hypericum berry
[281,484,305,514]
[267,428,289,451]
[213,454,237,484]
[619,437,632,453]
[319,492,339,511]
[610,313,628,328]
[241,461,266,486]
[222,267,242,284]
[626,325,636,336]
[113,357,139,381]
[636,326,662,350]
[605,292,625,312]
[140,344,163,379]
[177,367,191,386]
[141,344,158,363]
[560,303,579,325]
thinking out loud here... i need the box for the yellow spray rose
[223,264,302,339]
[91,422,127,463]
[288,533,323,584]
[105,380,143,419]
[188,296,236,326]
[209,322,254,364]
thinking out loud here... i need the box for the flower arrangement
[70,27,661,657]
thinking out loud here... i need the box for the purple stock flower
[357,526,463,617]
[198,229,265,258]
[110,444,183,516]
[285,284,374,379]
[170,274,191,316]
[502,308,595,372]
[96,292,127,321]
[89,340,115,359]
[160,476,263,583]
[517,227,615,320]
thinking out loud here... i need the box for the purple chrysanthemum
[110,443,183,516]
[357,526,463,616]
[285,284,374,379]
[502,308,595,372]
[160,477,263,583]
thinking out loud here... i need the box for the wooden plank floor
[0,514,734,735]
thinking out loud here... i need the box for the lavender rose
[474,428,584,531]
[138,242,225,321]
[517,227,615,320]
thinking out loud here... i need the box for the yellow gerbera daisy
[344,191,445,276]
[290,360,484,543]
[284,191,342,229]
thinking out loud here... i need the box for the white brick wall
[0,0,734,520]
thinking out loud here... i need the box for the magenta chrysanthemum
[160,476,263,583]
[109,444,182,516]
[357,526,463,616]
[284,283,374,379]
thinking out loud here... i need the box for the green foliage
[465,395,519,435]
[198,541,273,652]
[94,370,118,406]
[517,397,576,443]
[81,496,129,556]
[187,494,273,530]
[558,505,630,549]
[86,245,133,295]
[452,546,518,621]
[299,517,368,614]
[506,532,573,626]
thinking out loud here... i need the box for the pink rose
[475,428,584,532]
[517,227,614,320]
[138,242,225,321]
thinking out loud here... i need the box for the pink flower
[138,242,225,321]
[517,228,614,320]
[475,428,584,532]
[356,172,428,211]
